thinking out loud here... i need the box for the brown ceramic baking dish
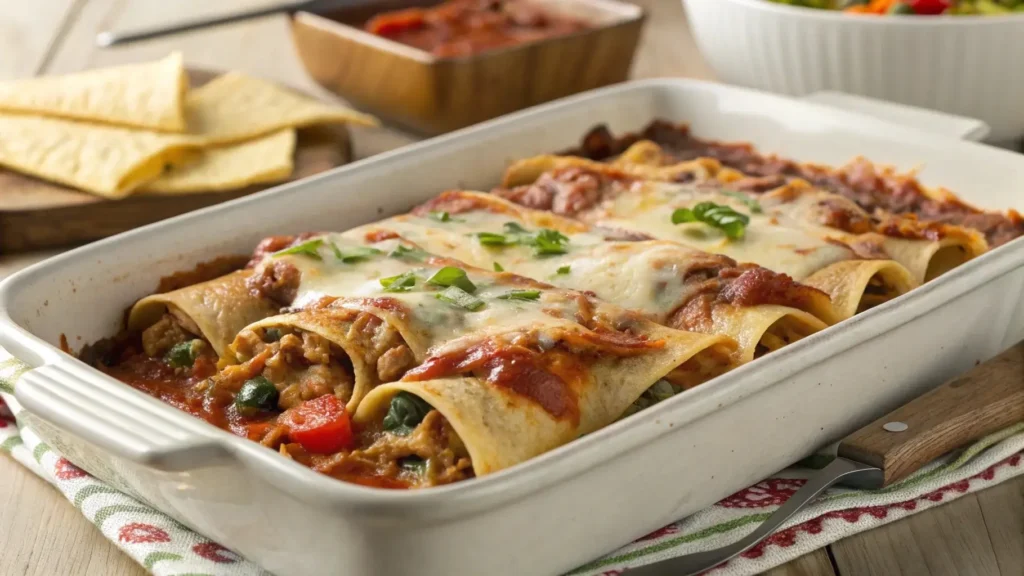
[290,0,645,135]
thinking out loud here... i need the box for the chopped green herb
[531,229,570,256]
[383,391,433,436]
[165,340,202,368]
[389,244,427,261]
[497,289,541,301]
[234,376,280,416]
[721,190,763,214]
[334,245,382,264]
[556,265,571,275]
[380,271,418,292]
[428,211,462,223]
[475,222,570,256]
[399,456,427,474]
[503,222,529,235]
[427,266,477,293]
[671,202,750,240]
[435,286,485,311]
[476,232,512,246]
[493,262,504,272]
[273,239,324,260]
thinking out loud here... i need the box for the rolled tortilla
[353,319,734,478]
[755,181,987,284]
[347,190,836,364]
[493,168,919,321]
[501,153,717,189]
[227,307,411,412]
[127,269,279,359]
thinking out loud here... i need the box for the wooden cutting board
[0,69,351,254]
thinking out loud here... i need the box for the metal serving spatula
[626,342,1024,576]
[96,0,369,47]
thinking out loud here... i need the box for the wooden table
[0,1,1021,574]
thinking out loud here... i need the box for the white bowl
[681,0,1024,142]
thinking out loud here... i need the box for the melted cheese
[268,235,590,353]
[345,213,722,320]
[591,182,855,280]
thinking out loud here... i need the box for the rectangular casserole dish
[3,79,1024,576]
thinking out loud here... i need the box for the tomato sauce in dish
[364,0,592,58]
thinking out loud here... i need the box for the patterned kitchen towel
[2,353,1023,576]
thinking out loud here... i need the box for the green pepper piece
[234,376,280,416]
[165,340,202,368]
[888,2,917,13]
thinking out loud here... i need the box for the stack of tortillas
[0,53,377,199]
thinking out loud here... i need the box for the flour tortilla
[128,270,279,359]
[353,321,733,477]
[142,129,296,194]
[0,53,187,132]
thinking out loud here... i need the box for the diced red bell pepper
[281,395,354,454]
[909,0,950,14]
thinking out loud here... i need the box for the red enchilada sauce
[364,0,592,58]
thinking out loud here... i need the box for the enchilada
[346,190,835,363]
[496,162,918,319]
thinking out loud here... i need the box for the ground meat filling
[667,259,823,333]
[217,326,357,411]
[494,167,620,216]
[140,313,196,358]
[246,260,301,307]
[304,410,473,488]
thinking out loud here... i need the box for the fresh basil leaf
[496,289,541,301]
[380,271,418,292]
[493,262,504,272]
[273,239,324,260]
[671,202,750,240]
[335,245,382,264]
[383,391,433,436]
[389,244,427,261]
[556,265,571,275]
[427,266,477,293]
[434,286,485,311]
[721,190,763,214]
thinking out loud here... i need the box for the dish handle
[800,92,990,142]
[15,361,230,471]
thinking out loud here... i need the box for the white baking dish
[681,0,1024,143]
[3,79,1024,576]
